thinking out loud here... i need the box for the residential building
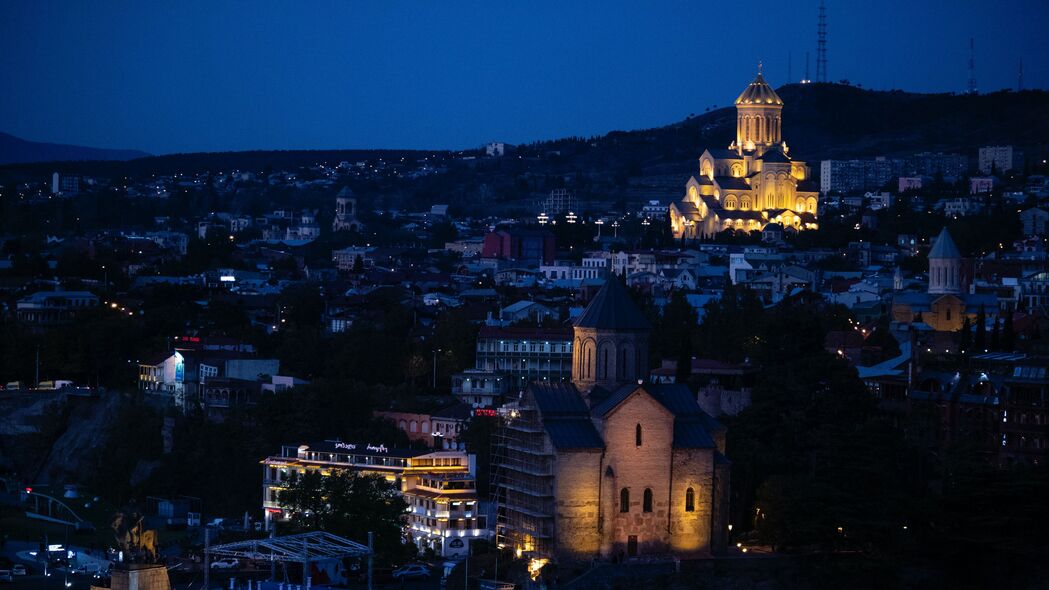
[820,157,906,194]
[16,291,100,329]
[482,229,556,264]
[451,370,510,408]
[978,145,1024,175]
[910,152,968,181]
[1021,207,1049,237]
[474,326,573,389]
[51,172,81,195]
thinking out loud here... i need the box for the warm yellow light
[527,558,548,581]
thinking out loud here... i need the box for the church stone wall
[600,390,675,556]
[553,449,602,560]
[669,448,715,555]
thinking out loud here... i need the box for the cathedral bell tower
[928,227,962,295]
[733,65,784,155]
[571,278,651,399]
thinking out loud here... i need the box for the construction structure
[490,393,557,557]
[205,531,372,589]
[816,0,827,83]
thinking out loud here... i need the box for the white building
[978,145,1023,175]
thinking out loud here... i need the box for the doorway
[627,535,638,557]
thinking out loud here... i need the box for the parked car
[210,559,239,570]
[0,570,12,582]
[392,564,430,580]
[11,565,26,577]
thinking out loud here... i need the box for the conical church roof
[735,73,783,106]
[573,277,651,331]
[929,227,961,259]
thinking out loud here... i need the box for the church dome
[735,73,783,106]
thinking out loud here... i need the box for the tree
[959,317,972,354]
[991,316,1001,351]
[279,470,411,561]
[975,305,987,352]
[1003,309,1015,351]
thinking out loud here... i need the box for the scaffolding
[490,397,556,557]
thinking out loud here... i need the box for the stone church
[891,227,997,332]
[492,279,730,561]
[669,69,820,239]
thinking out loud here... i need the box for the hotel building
[262,440,489,557]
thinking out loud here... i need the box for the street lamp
[537,212,549,225]
[611,220,620,238]
[594,218,604,240]
[432,349,442,389]
[566,211,577,224]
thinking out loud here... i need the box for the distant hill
[0,131,149,165]
[1,84,1046,178]
[524,84,1049,177]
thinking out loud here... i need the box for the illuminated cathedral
[669,69,820,239]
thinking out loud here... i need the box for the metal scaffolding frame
[490,399,556,557]
[205,531,373,589]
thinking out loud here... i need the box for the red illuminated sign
[473,408,497,417]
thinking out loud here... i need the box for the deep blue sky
[2,1,1047,155]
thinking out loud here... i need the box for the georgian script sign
[331,442,389,454]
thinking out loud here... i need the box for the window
[636,423,642,447]
[643,488,653,513]
[685,488,695,512]
[620,488,630,512]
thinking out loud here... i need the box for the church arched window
[635,423,643,447]
[685,487,695,512]
[643,488,653,513]
[620,488,630,512]
[724,195,737,210]
[740,196,751,210]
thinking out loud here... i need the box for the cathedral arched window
[635,423,643,447]
[724,195,737,210]
[685,487,695,512]
[620,488,630,512]
[643,488,653,513]
[741,196,751,210]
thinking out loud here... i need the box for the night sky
[2,0,1047,155]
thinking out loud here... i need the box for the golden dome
[735,73,783,106]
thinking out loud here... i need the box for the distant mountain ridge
[0,132,149,165]
[1,84,1046,175]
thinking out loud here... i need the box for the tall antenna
[803,52,811,84]
[967,37,977,94]
[816,0,827,83]
[1018,58,1024,91]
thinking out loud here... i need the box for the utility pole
[203,525,210,590]
[35,345,40,388]
[366,532,373,590]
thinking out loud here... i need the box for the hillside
[528,84,1049,177]
[0,131,149,165]
[1,83,1046,179]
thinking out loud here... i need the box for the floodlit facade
[669,70,820,238]
[492,280,729,562]
[261,440,489,557]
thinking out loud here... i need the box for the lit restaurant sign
[333,442,389,454]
